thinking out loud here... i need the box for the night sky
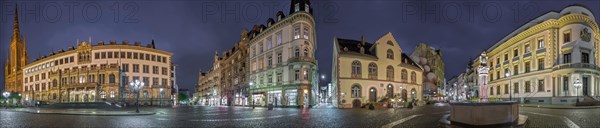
[1,0,600,92]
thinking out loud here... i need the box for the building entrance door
[583,77,589,96]
[369,87,377,103]
[352,99,361,108]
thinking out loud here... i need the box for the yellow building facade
[22,40,174,106]
[485,5,600,104]
[333,32,423,108]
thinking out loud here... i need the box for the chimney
[361,35,366,46]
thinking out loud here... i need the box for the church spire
[13,4,20,40]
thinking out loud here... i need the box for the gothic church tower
[5,6,29,93]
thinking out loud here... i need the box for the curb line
[519,105,600,109]
[2,109,155,116]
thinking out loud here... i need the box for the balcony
[288,57,315,63]
[523,52,532,58]
[512,56,520,62]
[536,48,546,54]
[552,63,600,71]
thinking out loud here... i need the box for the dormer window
[359,47,365,54]
[305,4,310,13]
[278,15,281,21]
[295,3,299,12]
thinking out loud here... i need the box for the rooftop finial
[361,35,365,46]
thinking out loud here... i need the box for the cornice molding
[489,14,599,56]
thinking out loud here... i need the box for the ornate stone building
[481,5,600,104]
[22,40,175,106]
[332,32,424,108]
[195,29,249,106]
[247,0,318,107]
[196,54,222,106]
[5,7,29,93]
[196,0,318,107]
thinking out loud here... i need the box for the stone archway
[369,87,377,103]
[352,99,361,108]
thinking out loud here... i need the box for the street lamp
[129,80,144,113]
[160,88,164,107]
[249,82,254,109]
[505,70,512,101]
[464,85,468,100]
[574,78,582,103]
[3,92,10,109]
[453,83,458,101]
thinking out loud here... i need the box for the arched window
[368,63,377,79]
[304,48,309,57]
[387,40,394,46]
[109,74,116,84]
[295,48,300,57]
[351,60,362,78]
[410,71,417,83]
[386,66,394,81]
[351,84,361,98]
[386,49,394,59]
[401,69,408,82]
[52,79,58,87]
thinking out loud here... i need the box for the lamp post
[129,80,144,113]
[249,82,254,109]
[505,70,512,101]
[160,88,164,107]
[453,83,458,101]
[574,78,582,103]
[463,85,468,100]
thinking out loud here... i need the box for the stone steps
[575,96,600,106]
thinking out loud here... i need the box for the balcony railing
[553,63,600,71]
[536,48,546,54]
[523,52,532,58]
[288,57,315,63]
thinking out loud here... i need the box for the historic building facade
[5,7,29,93]
[22,40,175,106]
[332,32,424,108]
[410,43,444,98]
[482,5,600,104]
[247,0,318,107]
[221,31,250,106]
[195,29,249,106]
[196,55,222,106]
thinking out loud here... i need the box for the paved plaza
[1,103,599,127]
